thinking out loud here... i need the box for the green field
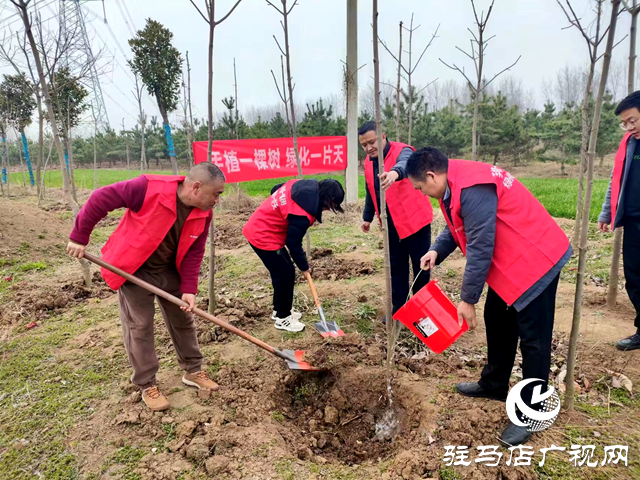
[9,169,609,222]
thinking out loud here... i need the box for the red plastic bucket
[392,279,467,354]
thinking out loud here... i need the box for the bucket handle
[406,269,426,304]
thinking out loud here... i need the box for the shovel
[83,253,324,371]
[303,271,345,338]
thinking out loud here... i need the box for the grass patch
[0,305,125,480]
[13,261,47,272]
[438,466,463,480]
[271,411,285,423]
[520,178,608,222]
[274,459,295,480]
[354,303,376,337]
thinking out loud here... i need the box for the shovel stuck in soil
[304,271,345,338]
[83,253,324,371]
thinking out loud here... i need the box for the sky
[0,0,635,137]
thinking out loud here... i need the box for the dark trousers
[387,215,432,313]
[251,245,295,318]
[478,274,560,409]
[622,220,640,329]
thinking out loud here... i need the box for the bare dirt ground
[1,173,639,480]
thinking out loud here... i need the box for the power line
[120,0,137,32]
[0,0,59,30]
[114,0,135,37]
[102,89,137,122]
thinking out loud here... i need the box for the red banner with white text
[192,136,347,183]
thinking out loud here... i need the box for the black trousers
[251,245,295,318]
[387,215,432,313]
[622,220,640,329]
[478,274,560,409]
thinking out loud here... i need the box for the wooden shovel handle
[303,271,321,308]
[83,253,277,355]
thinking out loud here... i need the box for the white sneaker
[274,314,306,332]
[272,309,302,321]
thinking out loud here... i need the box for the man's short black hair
[615,90,640,115]
[406,147,449,180]
[358,120,377,136]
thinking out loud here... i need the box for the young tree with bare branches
[189,0,244,314]
[380,15,439,145]
[566,0,622,410]
[440,0,520,161]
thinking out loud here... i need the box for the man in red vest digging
[598,91,640,351]
[406,147,571,446]
[358,121,433,320]
[66,163,225,411]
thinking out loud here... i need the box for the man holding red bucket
[405,147,571,446]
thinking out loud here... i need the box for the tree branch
[480,55,521,91]
[439,58,476,91]
[271,69,287,104]
[215,0,243,25]
[188,0,210,23]
[265,0,283,15]
[273,35,286,57]
[595,33,628,61]
[286,0,298,15]
[378,36,410,75]
[455,45,475,62]
[410,23,440,74]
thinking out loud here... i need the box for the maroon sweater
[69,176,211,294]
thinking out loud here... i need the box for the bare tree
[557,0,613,253]
[371,0,396,367]
[133,75,147,173]
[565,0,622,411]
[187,51,196,156]
[379,14,439,145]
[608,0,640,308]
[91,104,98,189]
[267,0,313,255]
[440,0,521,161]
[11,0,92,287]
[189,0,244,314]
[181,69,194,167]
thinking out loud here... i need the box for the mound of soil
[0,272,113,325]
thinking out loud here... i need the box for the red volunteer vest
[101,175,211,290]
[442,160,569,306]
[242,179,316,250]
[610,132,632,228]
[364,141,433,239]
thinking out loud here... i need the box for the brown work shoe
[182,371,220,391]
[142,386,170,411]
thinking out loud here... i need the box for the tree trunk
[126,143,131,177]
[1,130,8,197]
[608,2,638,308]
[36,94,44,197]
[20,129,35,187]
[395,22,403,142]
[565,0,621,411]
[159,106,178,175]
[93,129,98,190]
[472,90,480,161]
[207,6,217,315]
[16,135,26,187]
[372,0,395,367]
[64,131,79,204]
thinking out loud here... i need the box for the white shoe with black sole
[274,314,306,332]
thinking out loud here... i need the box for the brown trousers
[118,269,203,390]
